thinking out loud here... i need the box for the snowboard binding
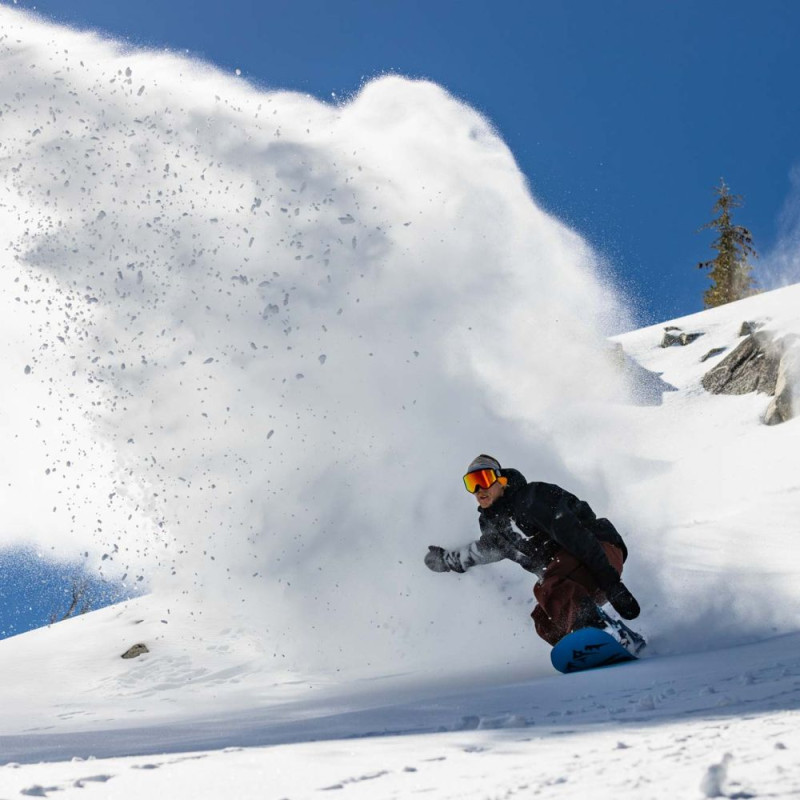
[550,606,646,674]
[596,605,647,655]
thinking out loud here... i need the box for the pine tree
[697,178,758,308]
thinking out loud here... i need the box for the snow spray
[0,7,635,674]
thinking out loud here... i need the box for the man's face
[475,479,505,509]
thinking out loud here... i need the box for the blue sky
[2,0,799,638]
[0,548,133,639]
[8,0,800,325]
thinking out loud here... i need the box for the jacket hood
[500,467,527,492]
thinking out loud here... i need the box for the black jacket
[444,468,627,587]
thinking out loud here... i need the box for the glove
[425,545,466,573]
[424,546,450,572]
[605,581,641,620]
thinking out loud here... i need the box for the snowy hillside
[2,6,800,798]
[0,286,800,798]
[2,285,799,798]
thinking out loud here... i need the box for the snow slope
[2,592,800,797]
[608,284,800,652]
[2,287,799,798]
[2,6,800,798]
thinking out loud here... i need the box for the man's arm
[424,537,505,573]
[425,513,541,574]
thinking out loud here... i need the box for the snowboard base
[550,627,638,674]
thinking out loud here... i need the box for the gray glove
[425,545,468,573]
[424,546,450,572]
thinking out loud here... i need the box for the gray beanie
[466,454,501,473]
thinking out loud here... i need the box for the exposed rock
[738,320,763,337]
[121,643,149,659]
[702,333,783,394]
[701,331,783,396]
[661,328,704,348]
[700,347,727,363]
[765,345,800,425]
[701,328,800,424]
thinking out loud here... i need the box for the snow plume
[0,8,632,674]
[760,165,800,288]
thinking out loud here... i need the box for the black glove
[605,581,640,620]
[424,545,462,573]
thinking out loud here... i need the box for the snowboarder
[424,454,640,646]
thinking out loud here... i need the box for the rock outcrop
[121,643,149,659]
[660,327,704,348]
[700,326,800,424]
[739,320,761,337]
[765,345,800,425]
[701,331,783,396]
[700,347,727,363]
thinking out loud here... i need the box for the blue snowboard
[550,627,638,674]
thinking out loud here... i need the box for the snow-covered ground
[3,593,800,797]
[2,6,800,798]
[4,285,800,798]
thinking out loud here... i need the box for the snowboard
[550,627,638,674]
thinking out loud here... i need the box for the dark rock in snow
[660,328,704,348]
[121,643,149,659]
[738,320,763,337]
[764,343,800,425]
[701,347,727,363]
[701,332,783,396]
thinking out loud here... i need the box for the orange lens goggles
[463,468,500,493]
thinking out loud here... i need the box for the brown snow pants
[531,543,625,646]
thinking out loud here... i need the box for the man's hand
[424,545,451,572]
[605,581,640,620]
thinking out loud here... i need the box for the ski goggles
[463,468,505,494]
